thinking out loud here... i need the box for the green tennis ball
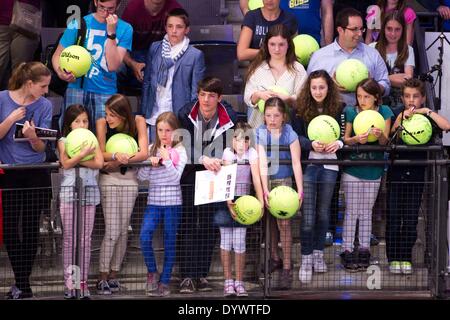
[234,195,262,225]
[105,133,139,156]
[353,109,385,142]
[335,59,369,92]
[65,128,98,161]
[307,115,340,144]
[292,34,320,66]
[59,45,92,78]
[248,0,264,10]
[257,85,290,113]
[268,186,300,219]
[401,114,433,145]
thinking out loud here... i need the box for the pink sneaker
[234,281,248,297]
[223,281,236,297]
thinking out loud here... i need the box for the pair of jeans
[300,164,338,255]
[386,166,425,262]
[178,185,218,280]
[140,205,181,285]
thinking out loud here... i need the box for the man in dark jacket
[177,76,237,294]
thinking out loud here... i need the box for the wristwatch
[426,109,434,117]
[107,33,116,40]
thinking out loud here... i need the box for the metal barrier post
[75,167,83,299]
[435,159,449,298]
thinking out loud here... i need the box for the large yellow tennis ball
[248,0,264,10]
[268,186,300,219]
[401,114,433,145]
[257,85,290,113]
[65,128,98,161]
[308,115,340,144]
[59,45,92,78]
[234,195,262,225]
[292,34,320,66]
[335,59,369,92]
[353,109,385,142]
[105,133,139,156]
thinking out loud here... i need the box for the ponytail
[8,62,51,91]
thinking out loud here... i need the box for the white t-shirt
[369,42,415,70]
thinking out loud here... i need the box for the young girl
[244,23,306,129]
[213,122,264,297]
[95,94,149,295]
[137,112,187,297]
[365,0,416,45]
[371,11,415,109]
[256,97,303,290]
[58,104,104,299]
[341,78,393,271]
[387,78,450,274]
[292,70,345,283]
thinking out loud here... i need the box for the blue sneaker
[107,279,120,293]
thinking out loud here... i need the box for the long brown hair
[355,78,382,109]
[245,24,297,82]
[149,111,181,156]
[296,70,342,123]
[61,104,90,137]
[105,94,136,137]
[8,62,51,90]
[375,11,409,69]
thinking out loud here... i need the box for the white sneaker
[299,254,313,283]
[313,250,327,273]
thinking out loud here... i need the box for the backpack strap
[76,18,88,89]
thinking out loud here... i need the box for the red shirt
[122,0,182,51]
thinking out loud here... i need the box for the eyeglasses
[97,4,116,13]
[344,27,366,34]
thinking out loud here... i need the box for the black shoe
[179,278,196,294]
[358,249,371,269]
[340,250,359,272]
[262,258,283,274]
[196,278,212,292]
[5,285,33,299]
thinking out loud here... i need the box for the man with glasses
[307,7,390,106]
[52,0,133,132]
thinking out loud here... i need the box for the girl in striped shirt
[137,111,187,297]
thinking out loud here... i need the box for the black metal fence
[0,146,448,299]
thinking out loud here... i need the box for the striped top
[137,143,187,206]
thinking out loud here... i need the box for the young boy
[141,8,205,142]
[386,78,450,275]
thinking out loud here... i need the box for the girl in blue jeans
[292,70,345,283]
[137,112,187,297]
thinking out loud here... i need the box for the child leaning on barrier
[256,97,303,290]
[291,70,345,284]
[386,78,450,275]
[137,111,187,297]
[57,104,104,299]
[95,94,149,295]
[213,122,264,297]
[341,78,393,272]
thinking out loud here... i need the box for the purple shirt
[0,90,52,164]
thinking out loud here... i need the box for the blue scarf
[157,35,190,87]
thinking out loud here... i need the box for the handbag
[10,1,42,39]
